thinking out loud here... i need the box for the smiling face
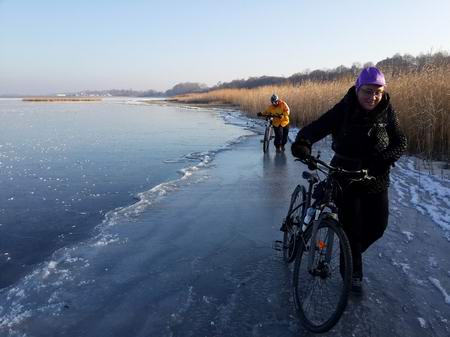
[357,84,385,110]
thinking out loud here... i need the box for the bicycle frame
[265,116,274,127]
[259,113,283,153]
[292,156,370,272]
[262,117,274,153]
[286,154,373,332]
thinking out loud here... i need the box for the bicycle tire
[282,185,306,263]
[263,125,272,153]
[292,218,352,332]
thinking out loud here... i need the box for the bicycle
[261,116,274,153]
[258,113,281,153]
[274,152,373,332]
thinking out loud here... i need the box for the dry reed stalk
[389,64,450,160]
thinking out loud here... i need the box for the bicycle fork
[307,211,335,273]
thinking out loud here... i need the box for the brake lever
[355,170,376,182]
[306,156,318,171]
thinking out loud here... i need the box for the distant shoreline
[143,98,239,110]
[22,97,102,102]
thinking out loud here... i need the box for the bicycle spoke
[283,186,306,263]
[293,219,352,332]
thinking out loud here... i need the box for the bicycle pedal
[272,240,283,251]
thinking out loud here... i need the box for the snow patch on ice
[391,259,411,274]
[0,304,32,330]
[42,260,58,279]
[392,157,450,238]
[429,277,450,305]
[428,256,438,268]
[417,317,427,328]
[401,231,414,242]
[202,295,213,304]
[92,234,119,247]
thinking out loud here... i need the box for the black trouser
[338,189,389,279]
[273,125,289,147]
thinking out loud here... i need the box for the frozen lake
[0,99,449,337]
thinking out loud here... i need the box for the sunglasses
[360,88,384,98]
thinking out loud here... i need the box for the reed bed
[387,65,450,161]
[176,66,450,161]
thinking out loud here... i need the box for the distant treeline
[71,51,449,97]
[72,89,165,97]
[72,82,208,98]
[211,52,450,90]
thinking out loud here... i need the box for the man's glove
[256,112,263,117]
[367,160,392,176]
[291,142,311,159]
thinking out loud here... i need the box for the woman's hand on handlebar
[310,155,375,181]
[302,155,319,171]
[291,142,311,159]
[257,112,283,118]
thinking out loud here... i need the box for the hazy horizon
[1,0,449,95]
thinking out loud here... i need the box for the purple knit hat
[355,67,386,92]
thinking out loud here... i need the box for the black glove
[307,160,318,171]
[291,142,311,159]
[367,160,391,176]
[256,112,262,117]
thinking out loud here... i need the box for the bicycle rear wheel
[262,125,272,153]
[283,185,306,263]
[293,218,352,332]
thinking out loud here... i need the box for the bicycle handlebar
[297,155,375,181]
[258,113,283,119]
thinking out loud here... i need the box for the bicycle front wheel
[293,218,352,333]
[262,126,272,153]
[283,185,306,263]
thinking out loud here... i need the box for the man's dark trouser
[338,189,389,279]
[273,125,289,147]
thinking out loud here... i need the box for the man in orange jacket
[257,94,290,151]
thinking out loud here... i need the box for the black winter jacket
[294,86,407,193]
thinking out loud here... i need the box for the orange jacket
[262,99,290,127]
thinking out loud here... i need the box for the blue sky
[1,0,449,95]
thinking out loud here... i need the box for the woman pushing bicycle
[291,67,407,293]
[257,94,290,152]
